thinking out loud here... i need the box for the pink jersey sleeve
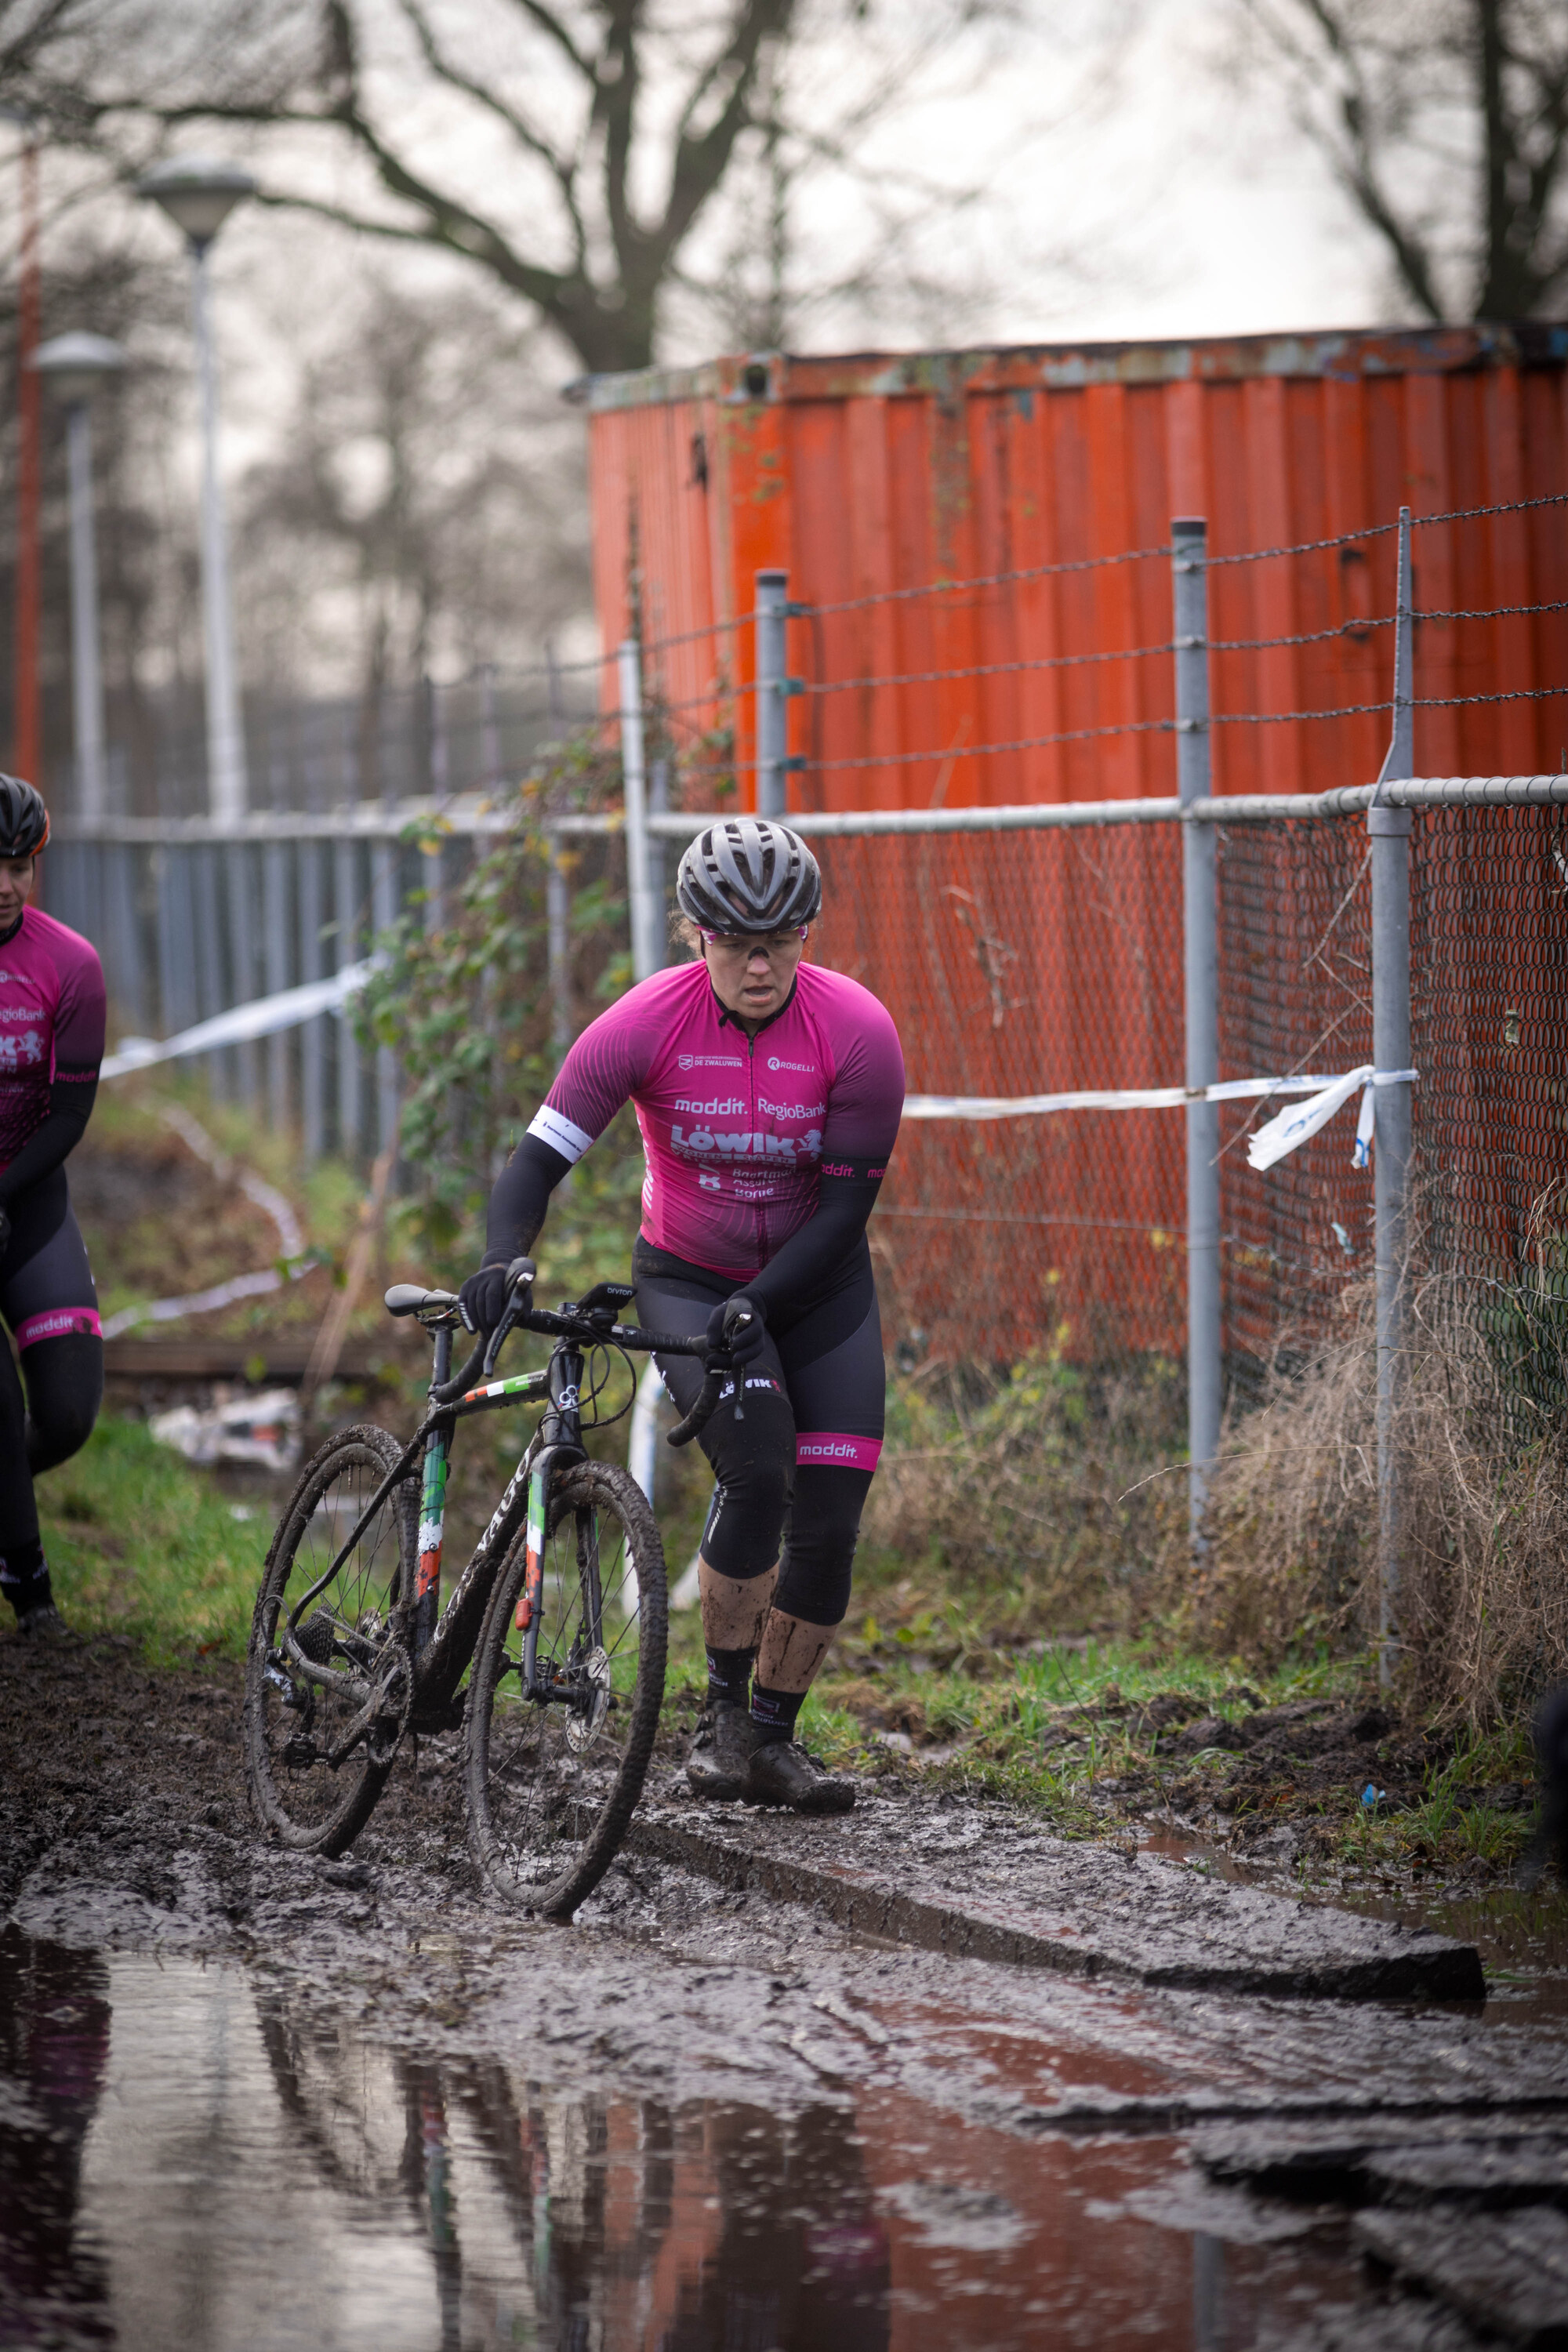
[815,973,905,1174]
[49,920,107,1077]
[526,971,672,1163]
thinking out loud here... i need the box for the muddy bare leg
[756,1610,836,1695]
[699,1557,778,1651]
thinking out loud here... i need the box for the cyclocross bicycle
[242,1258,740,1918]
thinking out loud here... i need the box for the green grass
[35,1418,270,1668]
[31,1417,1542,1879]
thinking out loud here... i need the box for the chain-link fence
[1411,801,1568,1433]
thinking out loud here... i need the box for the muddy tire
[245,1424,417,1856]
[466,1458,667,1920]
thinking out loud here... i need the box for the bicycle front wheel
[245,1425,416,1856]
[466,1458,667,1919]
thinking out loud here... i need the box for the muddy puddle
[2,1922,1401,2352]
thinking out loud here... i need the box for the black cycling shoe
[744,1737,855,1816]
[15,1601,74,1642]
[687,1700,761,1801]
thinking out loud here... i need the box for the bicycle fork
[516,1348,587,1700]
[415,1328,454,1656]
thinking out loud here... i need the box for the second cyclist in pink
[462,821,905,1816]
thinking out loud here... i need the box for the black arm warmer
[481,1132,573,1267]
[742,1166,884,1323]
[0,1073,98,1208]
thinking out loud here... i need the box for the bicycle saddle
[384,1283,460,1319]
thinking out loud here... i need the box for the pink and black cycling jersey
[0,906,105,1178]
[529,961,905,1279]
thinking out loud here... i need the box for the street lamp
[31,332,125,821]
[137,157,255,823]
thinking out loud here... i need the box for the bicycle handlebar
[666,1356,735,1448]
[421,1257,738,1443]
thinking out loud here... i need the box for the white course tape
[903,1065,1417,1171]
[101,1264,312,1341]
[101,957,381,1080]
[1247,1066,1416,1173]
[100,1104,315,1339]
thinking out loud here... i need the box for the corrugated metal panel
[583,328,1567,1367]
[586,326,1568,808]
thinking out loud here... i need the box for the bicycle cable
[579,1340,637,1428]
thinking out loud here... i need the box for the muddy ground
[9,1632,1568,2348]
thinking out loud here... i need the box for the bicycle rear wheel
[245,1425,416,1855]
[466,1458,667,1919]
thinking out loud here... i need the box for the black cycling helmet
[677,818,821,935]
[0,775,48,858]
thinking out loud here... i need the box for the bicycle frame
[408,1333,590,1729]
[270,1277,720,1748]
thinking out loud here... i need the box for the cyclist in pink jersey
[0,779,107,1641]
[462,819,905,1813]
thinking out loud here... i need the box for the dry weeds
[1198,1247,1568,1722]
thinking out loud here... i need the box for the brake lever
[480,1255,538,1380]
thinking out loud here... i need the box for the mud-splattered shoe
[15,1601,74,1642]
[745,1739,855,1816]
[686,1700,761,1801]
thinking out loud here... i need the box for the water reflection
[0,1929,113,2345]
[0,1923,1366,2350]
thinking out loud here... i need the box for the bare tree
[9,0,1090,372]
[1231,1,1568,321]
[237,270,591,702]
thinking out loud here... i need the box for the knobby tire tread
[466,1458,667,1921]
[244,1422,416,1857]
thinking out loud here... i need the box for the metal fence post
[372,837,399,1157]
[263,837,290,1134]
[300,840,326,1163]
[619,637,659,982]
[1370,506,1415,1685]
[335,837,362,1158]
[755,568,789,818]
[648,754,669,944]
[226,843,258,1105]
[1173,516,1221,1546]
[195,845,227,1100]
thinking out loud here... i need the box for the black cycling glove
[706,1292,766,1367]
[459,1258,517,1335]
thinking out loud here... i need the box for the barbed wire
[801,544,1172,621]
[716,675,1568,770]
[648,614,1419,717]
[800,641,1173,694]
[1413,489,1568,529]
[742,716,1176,770]
[1413,681,1568,710]
[1417,598,1568,622]
[1210,618,1394,651]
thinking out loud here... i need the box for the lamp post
[137,157,254,823]
[31,332,125,820]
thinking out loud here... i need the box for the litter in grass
[150,1388,299,1474]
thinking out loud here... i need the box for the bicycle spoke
[245,1428,415,1854]
[467,1461,666,1918]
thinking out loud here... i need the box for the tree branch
[655,0,797,269]
[394,0,589,269]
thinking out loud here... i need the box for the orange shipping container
[586,324,1568,804]
[583,328,1568,1370]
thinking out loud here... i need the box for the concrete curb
[628,1799,1485,2003]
